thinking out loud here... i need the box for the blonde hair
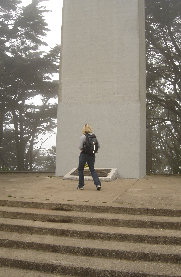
[82,123,93,134]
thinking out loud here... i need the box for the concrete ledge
[63,168,118,182]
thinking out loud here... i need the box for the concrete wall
[56,0,146,178]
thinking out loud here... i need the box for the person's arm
[79,134,86,151]
[97,139,100,148]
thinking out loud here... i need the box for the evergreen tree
[146,0,181,174]
[0,0,60,171]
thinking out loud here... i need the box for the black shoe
[77,185,84,190]
[96,185,101,191]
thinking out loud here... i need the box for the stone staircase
[0,200,180,277]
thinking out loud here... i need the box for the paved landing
[0,173,180,210]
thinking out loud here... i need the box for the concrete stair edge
[0,200,181,277]
[0,248,181,277]
[0,208,180,230]
[0,199,180,217]
[0,220,180,245]
[0,236,180,265]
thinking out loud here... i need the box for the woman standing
[77,124,101,190]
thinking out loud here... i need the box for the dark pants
[78,152,101,187]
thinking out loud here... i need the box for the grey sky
[22,0,63,49]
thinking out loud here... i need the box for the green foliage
[33,146,56,172]
[146,0,181,174]
[0,0,60,171]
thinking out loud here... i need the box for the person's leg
[78,152,86,189]
[87,155,101,190]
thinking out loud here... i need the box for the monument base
[63,168,118,182]
[56,100,145,179]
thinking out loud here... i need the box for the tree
[0,0,21,168]
[0,0,60,171]
[32,146,56,172]
[145,0,181,174]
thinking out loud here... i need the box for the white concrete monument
[56,0,146,178]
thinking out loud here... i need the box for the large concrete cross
[56,0,146,178]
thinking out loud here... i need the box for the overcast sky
[22,0,63,49]
[21,0,63,148]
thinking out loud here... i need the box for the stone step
[0,247,181,277]
[0,231,180,264]
[0,267,68,277]
[0,217,180,245]
[0,199,180,216]
[0,201,180,276]
[0,206,180,230]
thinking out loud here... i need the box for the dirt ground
[0,173,180,209]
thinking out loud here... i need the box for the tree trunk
[12,108,25,171]
[0,102,5,168]
[146,123,153,174]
